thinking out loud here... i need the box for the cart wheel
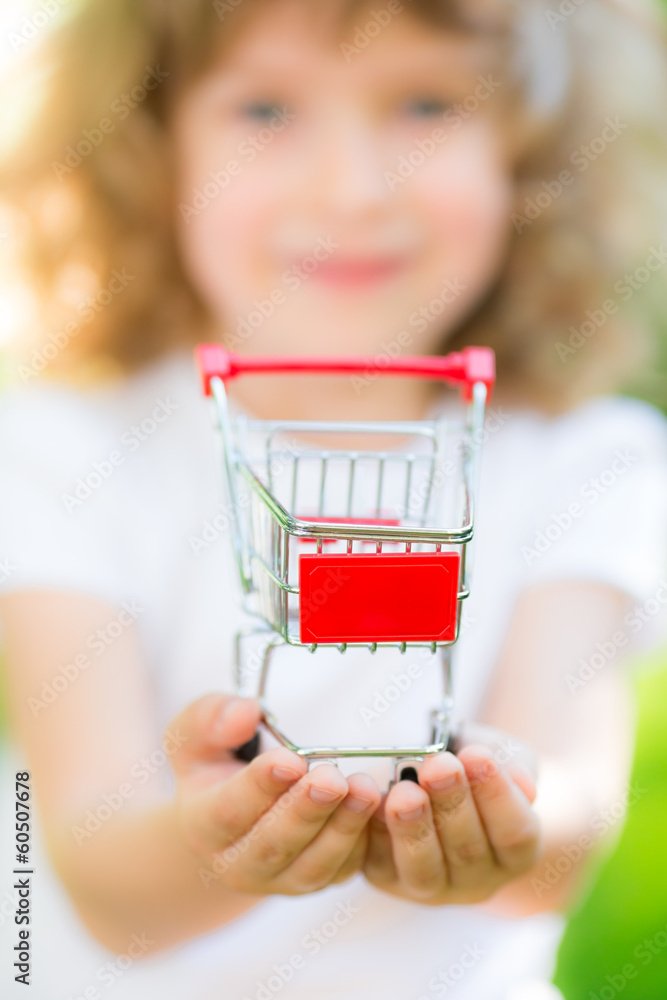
[307,758,340,772]
[392,757,424,785]
[233,730,261,762]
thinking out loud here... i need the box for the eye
[402,97,450,119]
[239,101,288,123]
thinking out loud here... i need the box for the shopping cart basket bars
[196,346,494,654]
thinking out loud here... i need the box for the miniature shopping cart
[196,345,495,783]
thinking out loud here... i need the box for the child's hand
[168,693,381,896]
[363,724,541,906]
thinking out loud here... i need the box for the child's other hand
[168,693,381,896]
[363,723,541,906]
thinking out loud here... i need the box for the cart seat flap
[299,552,460,644]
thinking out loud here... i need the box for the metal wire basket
[196,345,495,779]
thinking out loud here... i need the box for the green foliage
[555,660,667,998]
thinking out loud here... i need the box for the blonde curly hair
[2,0,667,410]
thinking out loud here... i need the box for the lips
[305,256,410,288]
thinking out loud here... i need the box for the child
[1,1,667,998]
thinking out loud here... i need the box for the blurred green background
[554,657,667,999]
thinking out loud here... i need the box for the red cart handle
[195,343,494,402]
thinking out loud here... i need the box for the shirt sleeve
[518,396,667,643]
[0,384,129,607]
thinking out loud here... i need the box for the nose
[307,110,392,219]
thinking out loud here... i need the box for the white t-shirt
[1,349,666,1000]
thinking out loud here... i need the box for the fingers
[191,746,309,854]
[204,765,379,895]
[233,764,355,885]
[168,693,262,778]
[505,762,537,804]
[373,741,541,904]
[418,751,495,893]
[456,745,541,873]
[364,795,399,888]
[329,830,368,885]
[283,773,381,892]
[383,780,447,901]
[455,721,538,794]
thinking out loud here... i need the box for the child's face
[172,0,513,361]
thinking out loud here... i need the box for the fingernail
[210,698,240,739]
[345,796,372,814]
[217,698,240,724]
[309,786,344,805]
[397,804,424,822]
[272,765,301,782]
[424,773,459,793]
[466,756,500,783]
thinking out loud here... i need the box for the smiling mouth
[305,256,410,288]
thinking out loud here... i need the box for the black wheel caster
[232,729,261,762]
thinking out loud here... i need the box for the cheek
[415,124,513,281]
[173,100,290,315]
[177,159,280,312]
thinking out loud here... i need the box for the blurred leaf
[555,658,667,999]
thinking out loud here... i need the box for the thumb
[167,692,262,779]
